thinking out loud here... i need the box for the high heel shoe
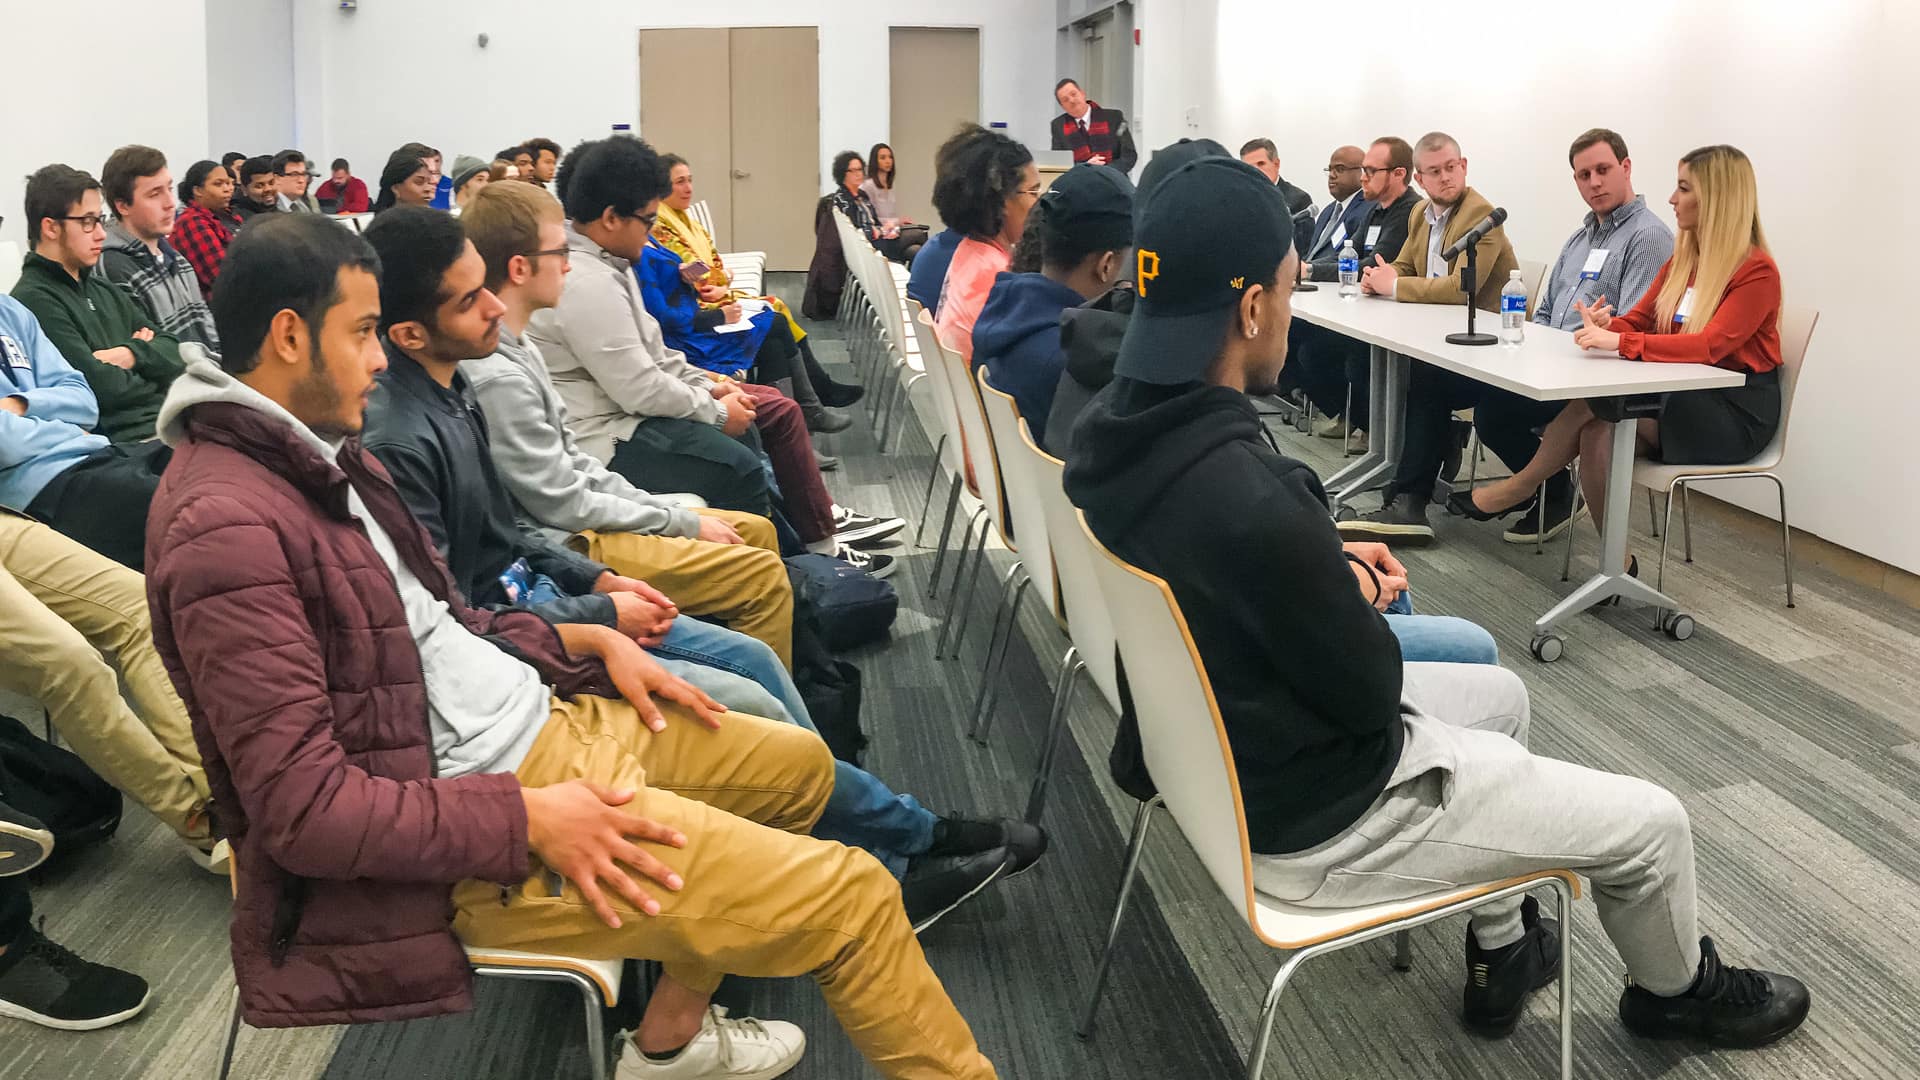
[1445,488,1531,522]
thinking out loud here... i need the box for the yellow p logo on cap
[1137,249,1160,296]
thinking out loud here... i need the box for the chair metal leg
[1656,483,1678,627]
[936,519,990,660]
[1773,474,1796,608]
[1391,929,1413,972]
[1647,488,1660,537]
[1554,876,1574,1080]
[579,977,611,1080]
[913,435,949,545]
[883,373,926,455]
[1025,649,1083,824]
[925,484,970,603]
[1244,949,1313,1080]
[1680,482,1694,563]
[216,986,243,1080]
[1561,462,1581,582]
[936,507,986,613]
[1076,796,1163,1039]
[969,570,1031,744]
[1534,480,1549,555]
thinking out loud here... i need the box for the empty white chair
[970,371,1061,743]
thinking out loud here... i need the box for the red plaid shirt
[171,204,240,300]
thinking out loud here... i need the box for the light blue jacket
[0,295,110,511]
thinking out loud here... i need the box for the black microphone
[1440,207,1507,261]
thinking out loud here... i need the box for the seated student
[0,799,151,1031]
[528,137,902,573]
[1067,155,1808,1049]
[219,151,248,187]
[231,156,281,223]
[1468,144,1783,575]
[859,143,927,264]
[829,150,915,265]
[11,164,185,444]
[1290,136,1423,442]
[504,145,537,183]
[0,296,167,569]
[653,154,862,413]
[461,181,797,663]
[907,227,962,315]
[172,160,244,300]
[1342,132,1528,545]
[1048,140,1497,667]
[98,145,221,351]
[972,163,1133,449]
[315,157,370,214]
[145,213,1006,1080]
[449,155,491,211]
[1448,128,1675,544]
[0,512,224,871]
[932,126,1041,364]
[373,146,438,214]
[524,137,563,190]
[272,150,319,214]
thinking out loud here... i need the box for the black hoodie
[1065,376,1406,855]
[1045,283,1133,455]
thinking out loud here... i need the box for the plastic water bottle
[1338,239,1360,300]
[1500,269,1527,346]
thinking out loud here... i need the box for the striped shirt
[1532,194,1673,331]
[100,222,221,351]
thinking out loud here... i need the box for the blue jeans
[1384,592,1500,665]
[648,616,935,877]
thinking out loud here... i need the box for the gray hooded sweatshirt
[464,324,702,544]
[156,349,550,778]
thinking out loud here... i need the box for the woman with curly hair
[930,124,1038,363]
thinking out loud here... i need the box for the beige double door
[639,26,819,270]
[887,27,982,230]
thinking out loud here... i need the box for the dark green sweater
[9,251,184,442]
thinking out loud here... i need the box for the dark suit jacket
[1051,105,1138,174]
[1305,193,1381,281]
[1359,187,1423,268]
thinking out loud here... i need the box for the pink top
[934,237,1011,364]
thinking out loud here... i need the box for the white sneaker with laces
[614,1007,806,1079]
[183,837,231,876]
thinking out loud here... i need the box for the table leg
[1532,415,1682,637]
[1327,346,1406,510]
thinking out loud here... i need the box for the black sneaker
[0,802,54,878]
[902,848,1011,933]
[1462,896,1562,1037]
[1336,494,1435,545]
[1618,935,1810,1048]
[924,815,1049,877]
[833,505,906,547]
[1502,493,1585,545]
[834,544,895,580]
[0,921,150,1030]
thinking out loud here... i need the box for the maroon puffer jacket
[146,401,616,1027]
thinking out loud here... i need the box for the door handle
[732,169,751,179]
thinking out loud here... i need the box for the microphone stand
[1444,241,1496,346]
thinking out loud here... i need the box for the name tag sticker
[1580,249,1609,281]
[1329,222,1347,249]
[1365,225,1382,249]
[0,334,27,369]
[1674,287,1695,325]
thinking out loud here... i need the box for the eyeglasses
[522,245,570,260]
[60,214,107,232]
[1417,159,1465,180]
[1324,164,1363,176]
[631,211,660,230]
[282,172,309,181]
[1359,166,1402,179]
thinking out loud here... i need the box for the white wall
[288,1,1055,204]
[0,2,209,248]
[203,0,296,159]
[1147,0,1920,574]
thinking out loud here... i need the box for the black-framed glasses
[1324,164,1363,176]
[632,211,660,230]
[522,245,570,260]
[60,214,107,231]
[1359,165,1403,179]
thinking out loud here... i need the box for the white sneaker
[615,1007,806,1079]
[183,837,231,876]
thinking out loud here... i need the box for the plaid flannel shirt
[169,204,239,301]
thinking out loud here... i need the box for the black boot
[1618,935,1810,1048]
[799,337,864,407]
[1461,896,1562,1037]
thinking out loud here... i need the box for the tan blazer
[1389,186,1518,312]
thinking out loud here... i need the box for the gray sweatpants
[1253,662,1704,995]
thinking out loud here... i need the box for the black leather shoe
[1461,896,1562,1037]
[1618,935,1810,1048]
[902,848,1011,933]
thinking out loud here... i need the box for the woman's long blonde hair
[1654,144,1768,332]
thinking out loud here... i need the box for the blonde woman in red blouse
[1452,145,1780,559]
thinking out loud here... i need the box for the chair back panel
[689,199,716,239]
[1756,305,1818,468]
[1079,512,1257,928]
[979,375,1058,615]
[938,334,1011,545]
[1021,433,1123,713]
[909,300,966,475]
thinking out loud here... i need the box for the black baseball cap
[1136,138,1230,215]
[1037,163,1135,251]
[1114,157,1292,386]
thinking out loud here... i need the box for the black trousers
[0,877,28,948]
[24,441,171,572]
[609,418,773,519]
[1390,366,1570,506]
[1290,323,1371,429]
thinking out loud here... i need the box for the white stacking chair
[969,371,1061,743]
[688,198,764,294]
[906,299,969,548]
[1073,512,1581,1078]
[1629,305,1818,614]
[929,329,1015,670]
[0,240,21,293]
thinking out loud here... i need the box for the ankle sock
[640,1039,691,1063]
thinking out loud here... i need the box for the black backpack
[785,553,898,652]
[0,714,121,871]
[787,593,870,767]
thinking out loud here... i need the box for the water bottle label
[1339,258,1358,274]
[1501,295,1526,315]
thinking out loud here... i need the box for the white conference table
[1288,285,1746,660]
